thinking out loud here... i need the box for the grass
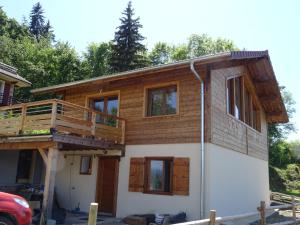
[284,189,300,197]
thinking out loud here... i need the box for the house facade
[0,51,287,220]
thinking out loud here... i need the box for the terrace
[0,99,126,151]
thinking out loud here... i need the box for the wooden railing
[176,200,300,225]
[271,192,300,204]
[0,99,126,144]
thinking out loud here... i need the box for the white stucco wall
[55,151,98,212]
[53,143,269,219]
[204,143,270,217]
[116,143,201,220]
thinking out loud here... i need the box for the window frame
[226,75,261,132]
[144,82,180,118]
[144,157,174,195]
[79,155,93,175]
[85,90,120,127]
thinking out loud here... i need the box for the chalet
[0,62,31,105]
[0,51,287,221]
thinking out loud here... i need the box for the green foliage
[269,141,296,168]
[187,34,237,57]
[149,42,172,65]
[268,87,296,145]
[110,1,149,72]
[269,164,300,193]
[149,34,237,65]
[290,140,300,161]
[83,42,112,77]
[29,2,54,42]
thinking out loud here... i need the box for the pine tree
[29,2,53,41]
[110,1,148,72]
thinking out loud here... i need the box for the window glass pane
[163,160,171,192]
[149,89,164,116]
[149,160,164,191]
[166,87,177,114]
[106,96,118,126]
[93,98,105,123]
[80,156,92,174]
[245,90,251,125]
[227,79,234,115]
[234,77,242,120]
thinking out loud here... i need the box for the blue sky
[2,0,300,140]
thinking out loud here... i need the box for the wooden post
[50,101,57,129]
[208,210,216,225]
[19,104,27,134]
[38,148,48,166]
[121,120,126,144]
[258,201,266,225]
[42,147,59,219]
[292,196,297,225]
[91,112,96,136]
[88,203,98,225]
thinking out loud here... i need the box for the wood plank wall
[64,68,202,145]
[209,66,268,161]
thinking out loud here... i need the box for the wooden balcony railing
[0,99,126,144]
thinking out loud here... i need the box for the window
[145,158,173,194]
[146,85,177,117]
[128,157,189,196]
[90,95,118,126]
[0,81,5,103]
[80,156,93,175]
[227,76,261,131]
[227,76,243,120]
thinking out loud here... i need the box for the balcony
[0,99,125,151]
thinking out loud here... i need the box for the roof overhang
[0,62,31,87]
[31,50,288,123]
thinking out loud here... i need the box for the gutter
[190,60,205,219]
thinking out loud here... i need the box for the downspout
[190,60,205,219]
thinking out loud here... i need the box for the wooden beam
[42,147,59,219]
[0,141,55,150]
[38,148,48,165]
[53,133,125,150]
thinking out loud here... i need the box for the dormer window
[226,76,261,131]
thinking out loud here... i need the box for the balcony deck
[0,99,125,152]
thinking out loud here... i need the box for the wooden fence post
[258,201,266,225]
[91,112,96,136]
[292,196,297,225]
[19,104,27,134]
[121,120,126,144]
[209,210,216,225]
[50,101,57,129]
[88,203,98,225]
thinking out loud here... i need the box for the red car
[0,192,32,225]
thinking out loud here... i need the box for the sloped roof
[0,62,31,87]
[31,50,288,123]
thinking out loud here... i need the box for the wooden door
[96,157,119,216]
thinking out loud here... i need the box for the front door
[96,157,119,216]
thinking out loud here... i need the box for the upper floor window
[0,81,5,103]
[227,76,261,131]
[146,84,177,117]
[90,95,119,126]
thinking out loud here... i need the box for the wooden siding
[209,66,268,161]
[64,68,201,145]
